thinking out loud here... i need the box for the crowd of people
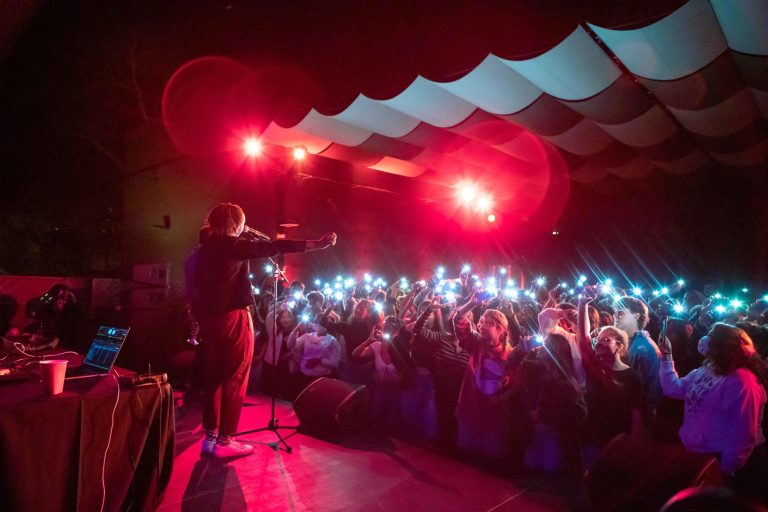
[232,266,768,500]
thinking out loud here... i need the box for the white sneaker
[213,437,254,458]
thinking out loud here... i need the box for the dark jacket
[194,233,306,315]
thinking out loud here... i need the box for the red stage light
[477,195,493,212]
[487,214,496,223]
[293,146,307,161]
[243,138,262,157]
[457,184,478,204]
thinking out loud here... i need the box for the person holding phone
[352,316,407,431]
[452,291,517,460]
[577,288,644,469]
[659,323,768,501]
[538,302,586,391]
[261,306,298,399]
[413,299,468,451]
[320,298,381,384]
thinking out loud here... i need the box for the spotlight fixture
[478,196,493,213]
[457,184,478,203]
[293,146,307,160]
[243,138,262,157]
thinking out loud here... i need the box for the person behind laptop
[0,293,20,338]
[193,202,336,458]
[23,284,88,353]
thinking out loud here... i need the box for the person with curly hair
[659,323,768,500]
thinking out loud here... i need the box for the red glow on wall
[161,56,253,157]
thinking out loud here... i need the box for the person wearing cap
[452,292,518,460]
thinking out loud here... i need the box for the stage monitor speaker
[293,377,371,439]
[585,433,724,512]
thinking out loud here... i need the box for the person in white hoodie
[287,322,341,393]
[659,322,768,501]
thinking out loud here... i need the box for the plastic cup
[39,360,68,395]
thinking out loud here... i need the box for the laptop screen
[83,326,130,372]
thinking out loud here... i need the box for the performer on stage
[194,202,336,458]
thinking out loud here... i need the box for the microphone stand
[233,249,298,453]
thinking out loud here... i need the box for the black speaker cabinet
[293,377,371,439]
[585,434,725,512]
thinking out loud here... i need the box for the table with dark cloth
[0,354,175,512]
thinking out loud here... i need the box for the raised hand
[579,285,598,306]
[307,233,337,251]
[658,335,672,355]
[365,325,380,344]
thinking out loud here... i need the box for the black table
[0,354,175,512]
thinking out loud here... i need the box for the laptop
[64,326,130,379]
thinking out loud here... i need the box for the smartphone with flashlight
[440,292,457,305]
[476,289,495,302]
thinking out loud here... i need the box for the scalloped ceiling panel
[164,1,768,189]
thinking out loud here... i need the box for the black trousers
[434,375,462,451]
[732,442,768,503]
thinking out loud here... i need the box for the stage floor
[158,392,589,511]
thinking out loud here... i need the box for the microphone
[243,226,271,241]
